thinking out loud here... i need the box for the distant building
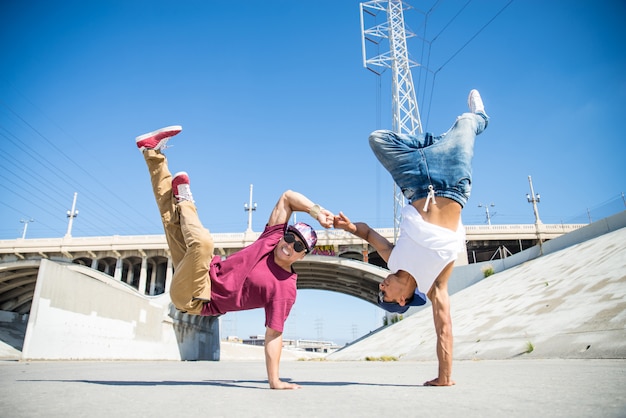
[236,335,341,353]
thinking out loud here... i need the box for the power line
[0,94,163,236]
[0,127,151,235]
[433,0,514,74]
[410,0,515,128]
[0,192,60,236]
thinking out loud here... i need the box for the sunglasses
[284,232,308,253]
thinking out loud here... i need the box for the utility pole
[65,192,79,238]
[243,184,257,233]
[526,176,542,253]
[478,203,495,225]
[526,176,542,224]
[20,219,34,239]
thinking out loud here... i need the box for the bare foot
[424,377,456,386]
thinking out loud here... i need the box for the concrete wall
[21,259,219,361]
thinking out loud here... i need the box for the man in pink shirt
[136,125,334,390]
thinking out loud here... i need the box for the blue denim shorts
[369,112,488,208]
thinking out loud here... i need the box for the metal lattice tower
[360,0,422,241]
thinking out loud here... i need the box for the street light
[478,203,495,225]
[65,192,79,238]
[526,175,543,254]
[20,219,34,239]
[526,175,542,224]
[243,184,257,233]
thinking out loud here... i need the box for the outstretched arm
[334,212,394,263]
[267,190,334,228]
[264,327,301,390]
[425,261,455,387]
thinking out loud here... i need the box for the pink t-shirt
[201,223,297,332]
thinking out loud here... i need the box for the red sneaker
[136,125,182,151]
[172,171,194,203]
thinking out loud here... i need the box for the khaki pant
[144,150,213,314]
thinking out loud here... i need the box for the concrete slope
[21,259,179,360]
[329,226,626,361]
[20,259,218,361]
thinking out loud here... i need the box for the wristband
[308,204,322,219]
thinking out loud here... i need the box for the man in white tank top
[335,89,489,387]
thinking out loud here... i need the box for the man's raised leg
[137,126,187,269]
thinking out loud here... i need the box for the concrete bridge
[0,222,587,361]
[0,223,584,315]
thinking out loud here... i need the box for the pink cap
[288,222,317,252]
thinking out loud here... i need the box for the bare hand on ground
[424,377,456,387]
[270,380,302,390]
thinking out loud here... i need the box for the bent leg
[369,112,487,207]
[143,149,186,268]
[168,201,214,314]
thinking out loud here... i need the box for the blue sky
[1,1,624,345]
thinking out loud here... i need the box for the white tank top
[387,205,465,295]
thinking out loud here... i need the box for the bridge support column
[113,257,122,281]
[138,256,148,295]
[169,306,220,360]
[125,260,134,286]
[165,256,173,293]
[148,260,157,295]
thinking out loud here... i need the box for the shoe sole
[136,125,182,149]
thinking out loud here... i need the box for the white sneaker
[467,89,486,115]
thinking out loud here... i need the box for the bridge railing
[464,223,586,240]
[0,223,586,256]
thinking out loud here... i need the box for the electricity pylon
[360,0,423,241]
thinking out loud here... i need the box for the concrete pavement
[1,359,625,417]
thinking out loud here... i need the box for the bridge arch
[0,255,387,316]
[73,257,92,267]
[95,257,117,275]
[0,260,40,314]
[121,255,142,289]
[144,256,169,295]
[293,255,386,305]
